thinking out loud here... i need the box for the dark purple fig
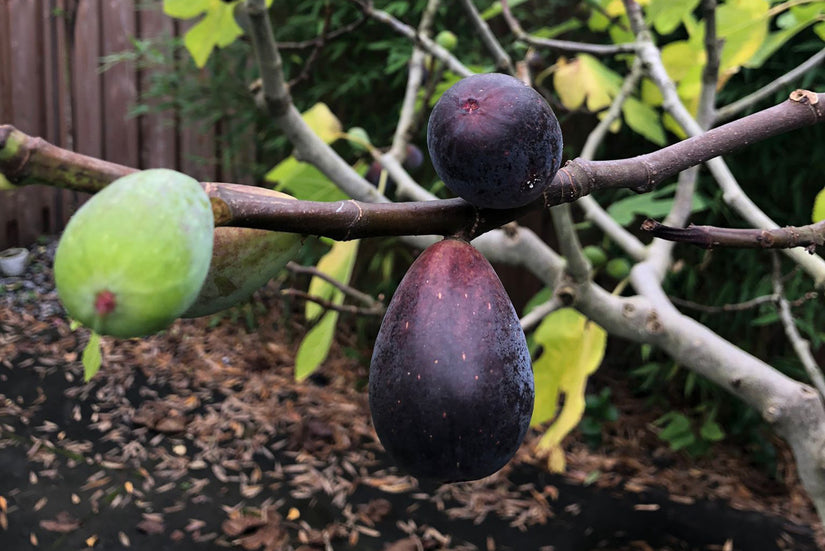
[369,238,534,482]
[427,73,563,209]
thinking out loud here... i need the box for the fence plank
[42,0,74,235]
[0,2,12,126]
[72,0,103,160]
[139,0,177,170]
[101,0,138,167]
[2,0,54,248]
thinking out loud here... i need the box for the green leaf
[811,187,825,222]
[658,412,692,440]
[480,0,529,20]
[294,310,339,381]
[700,419,726,441]
[522,287,554,317]
[532,309,607,471]
[750,311,779,326]
[163,0,274,68]
[552,54,623,113]
[622,97,667,146]
[815,21,825,41]
[82,332,102,382]
[163,0,210,19]
[669,432,697,451]
[646,0,701,35]
[607,184,709,226]
[746,16,819,69]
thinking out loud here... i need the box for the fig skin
[369,238,534,482]
[183,186,304,318]
[54,169,214,338]
[427,72,563,209]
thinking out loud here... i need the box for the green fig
[605,258,631,280]
[54,168,214,338]
[369,238,534,482]
[435,30,458,51]
[582,245,607,269]
[183,186,304,318]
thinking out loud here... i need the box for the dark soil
[0,242,821,551]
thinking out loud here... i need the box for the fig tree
[427,72,563,209]
[54,169,214,338]
[369,238,534,482]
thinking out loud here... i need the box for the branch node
[645,311,664,334]
[790,89,819,105]
[555,284,576,306]
[763,403,782,423]
[622,303,636,317]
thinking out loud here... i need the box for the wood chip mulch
[0,243,822,550]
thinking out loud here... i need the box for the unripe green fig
[435,30,458,51]
[605,257,631,280]
[582,245,607,269]
[369,238,534,483]
[183,186,304,318]
[54,169,214,338]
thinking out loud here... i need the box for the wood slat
[101,0,138,167]
[138,0,177,170]
[72,0,103,159]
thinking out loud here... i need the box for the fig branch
[2,88,823,241]
[641,218,825,251]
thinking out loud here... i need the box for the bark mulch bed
[0,242,821,550]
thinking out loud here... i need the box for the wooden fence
[0,0,221,249]
[0,0,548,305]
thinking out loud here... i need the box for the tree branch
[641,218,825,251]
[499,0,637,56]
[623,0,825,287]
[348,1,473,78]
[3,86,825,239]
[388,0,439,162]
[459,0,515,74]
[772,253,825,400]
[715,47,825,123]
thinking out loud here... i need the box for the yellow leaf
[530,309,607,466]
[306,240,359,321]
[552,55,623,113]
[547,446,566,473]
[302,103,343,145]
[660,40,705,83]
[716,0,770,79]
[812,187,825,223]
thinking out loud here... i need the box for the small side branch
[500,0,636,55]
[286,261,385,312]
[772,253,825,400]
[459,0,515,74]
[715,47,825,123]
[641,218,825,251]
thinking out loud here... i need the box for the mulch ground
[0,241,822,551]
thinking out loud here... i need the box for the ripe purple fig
[427,73,563,209]
[369,238,534,482]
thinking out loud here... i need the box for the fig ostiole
[427,72,563,209]
[369,238,534,483]
[54,168,214,338]
[183,187,304,318]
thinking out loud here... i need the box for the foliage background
[112,0,825,473]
